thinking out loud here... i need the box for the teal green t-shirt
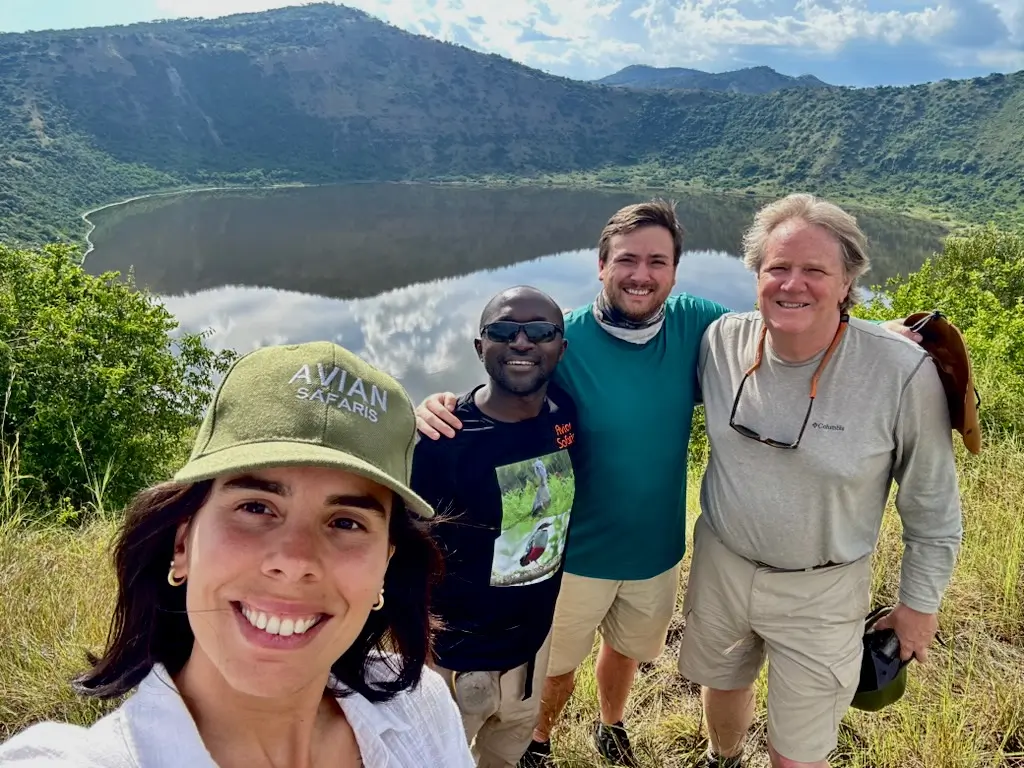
[553,293,729,581]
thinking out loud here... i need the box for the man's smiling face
[599,225,678,322]
[476,293,566,396]
[757,217,852,337]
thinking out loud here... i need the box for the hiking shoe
[518,739,554,767]
[594,721,639,766]
[700,753,743,768]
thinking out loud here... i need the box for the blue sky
[2,0,1022,87]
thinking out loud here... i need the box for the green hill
[623,75,1024,225]
[0,3,1021,245]
[595,64,831,94]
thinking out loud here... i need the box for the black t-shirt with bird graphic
[411,384,579,672]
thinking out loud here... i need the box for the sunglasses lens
[524,323,559,343]
[483,322,519,342]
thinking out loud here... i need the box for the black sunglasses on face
[729,315,849,449]
[480,321,563,344]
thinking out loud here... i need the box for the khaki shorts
[435,632,552,768]
[677,515,872,763]
[547,564,681,678]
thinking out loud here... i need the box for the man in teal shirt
[417,200,728,766]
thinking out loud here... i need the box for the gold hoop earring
[371,590,384,611]
[167,560,186,587]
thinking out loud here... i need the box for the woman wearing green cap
[0,341,475,767]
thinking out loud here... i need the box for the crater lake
[84,183,949,403]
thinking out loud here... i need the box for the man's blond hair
[742,193,871,312]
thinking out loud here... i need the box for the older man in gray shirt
[677,193,962,768]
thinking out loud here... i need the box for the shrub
[0,243,234,522]
[855,226,1024,439]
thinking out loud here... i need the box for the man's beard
[596,287,666,328]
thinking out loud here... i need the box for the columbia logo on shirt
[812,421,845,432]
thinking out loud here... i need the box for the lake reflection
[86,183,948,403]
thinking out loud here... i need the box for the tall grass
[1,435,1021,764]
[544,436,1024,768]
[0,393,125,737]
[0,520,119,738]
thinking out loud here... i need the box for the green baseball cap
[174,341,434,519]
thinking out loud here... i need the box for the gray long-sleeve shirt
[698,312,963,614]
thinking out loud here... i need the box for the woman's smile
[231,600,332,650]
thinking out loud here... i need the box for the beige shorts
[547,564,681,678]
[435,632,552,768]
[677,515,872,763]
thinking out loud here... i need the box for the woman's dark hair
[74,479,444,703]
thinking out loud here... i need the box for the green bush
[855,226,1024,438]
[0,243,235,522]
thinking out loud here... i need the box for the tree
[855,226,1024,439]
[0,243,235,521]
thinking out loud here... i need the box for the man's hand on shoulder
[416,392,462,440]
[879,318,923,345]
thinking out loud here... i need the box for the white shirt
[0,660,474,767]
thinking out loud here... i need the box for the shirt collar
[335,686,412,737]
[125,664,219,768]
[131,663,413,768]
[331,658,415,737]
[330,664,415,768]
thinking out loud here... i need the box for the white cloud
[986,0,1024,36]
[346,0,635,72]
[162,278,481,402]
[161,245,754,400]
[149,0,1022,83]
[974,46,1024,69]
[633,0,957,61]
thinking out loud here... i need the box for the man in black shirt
[411,285,578,768]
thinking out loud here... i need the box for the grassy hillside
[0,76,179,245]
[643,74,1024,225]
[0,3,1021,245]
[0,3,641,244]
[532,73,1024,229]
